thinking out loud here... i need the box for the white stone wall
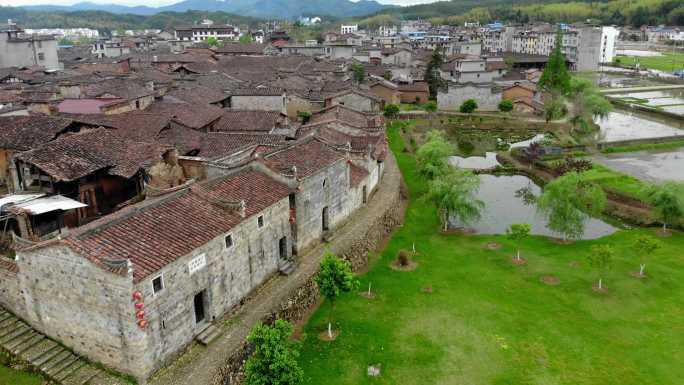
[438,84,502,111]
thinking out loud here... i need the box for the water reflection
[449,174,618,239]
[593,149,684,183]
[595,110,684,142]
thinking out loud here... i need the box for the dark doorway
[362,185,368,204]
[288,193,296,209]
[193,290,206,324]
[279,237,287,260]
[322,206,329,231]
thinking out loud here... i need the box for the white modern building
[599,26,619,63]
[340,25,358,34]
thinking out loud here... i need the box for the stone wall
[437,83,502,111]
[215,160,405,385]
[231,95,285,113]
[138,196,292,380]
[0,260,27,320]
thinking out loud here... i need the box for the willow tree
[537,172,607,241]
[416,130,453,180]
[568,77,612,132]
[426,168,484,231]
[644,181,684,234]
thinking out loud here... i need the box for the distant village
[0,14,681,384]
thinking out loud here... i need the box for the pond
[595,110,684,143]
[449,174,618,239]
[592,148,684,183]
[448,134,546,170]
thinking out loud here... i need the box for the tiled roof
[263,137,344,178]
[397,82,429,93]
[168,86,229,105]
[309,104,383,130]
[146,102,224,130]
[0,116,73,151]
[62,112,172,142]
[214,110,285,133]
[15,128,169,182]
[84,79,152,100]
[198,133,287,160]
[65,168,291,282]
[215,43,266,54]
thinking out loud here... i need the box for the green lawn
[617,52,684,73]
[0,364,42,385]
[297,124,684,385]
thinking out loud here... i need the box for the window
[37,53,45,61]
[152,275,164,294]
[225,234,233,249]
[257,215,265,229]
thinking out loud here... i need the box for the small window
[152,275,164,294]
[257,215,264,229]
[38,53,45,61]
[322,178,327,188]
[225,234,233,248]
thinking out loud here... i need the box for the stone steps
[0,306,129,385]
[196,324,223,346]
[279,260,297,275]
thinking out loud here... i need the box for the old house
[12,129,172,225]
[324,89,384,113]
[213,110,290,134]
[5,165,294,381]
[146,102,224,132]
[397,81,429,104]
[57,79,154,115]
[368,78,401,105]
[437,82,502,111]
[380,48,412,67]
[0,21,59,70]
[0,116,76,191]
[226,87,286,112]
[214,43,266,56]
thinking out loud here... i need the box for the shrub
[459,99,478,113]
[498,99,514,112]
[384,104,400,117]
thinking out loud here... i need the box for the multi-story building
[377,25,398,37]
[24,28,100,41]
[340,25,359,34]
[0,20,59,70]
[175,20,239,42]
[482,26,515,54]
[599,26,619,64]
[91,38,131,58]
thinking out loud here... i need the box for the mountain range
[19,0,392,19]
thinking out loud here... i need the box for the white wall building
[340,25,358,34]
[599,26,619,63]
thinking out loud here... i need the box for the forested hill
[360,0,684,27]
[0,7,263,32]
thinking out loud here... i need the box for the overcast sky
[1,0,442,7]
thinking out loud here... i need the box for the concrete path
[601,84,684,94]
[150,153,404,385]
[0,308,128,385]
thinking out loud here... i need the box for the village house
[397,81,430,104]
[324,89,384,113]
[368,77,401,105]
[57,79,155,115]
[226,87,286,113]
[0,21,59,70]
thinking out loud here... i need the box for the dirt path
[149,153,404,385]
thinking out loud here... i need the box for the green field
[582,163,649,201]
[617,52,684,73]
[297,125,684,385]
[0,365,42,385]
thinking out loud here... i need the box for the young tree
[424,47,445,99]
[537,172,607,241]
[506,223,531,261]
[644,181,684,234]
[416,130,453,180]
[424,100,438,127]
[498,99,514,113]
[538,26,571,95]
[459,99,478,113]
[315,254,359,339]
[244,320,303,385]
[239,32,253,44]
[384,103,400,117]
[206,36,223,48]
[588,244,613,290]
[633,235,662,277]
[351,63,365,83]
[426,168,484,231]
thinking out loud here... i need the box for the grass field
[583,163,650,201]
[617,52,684,73]
[297,125,684,385]
[0,365,42,385]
